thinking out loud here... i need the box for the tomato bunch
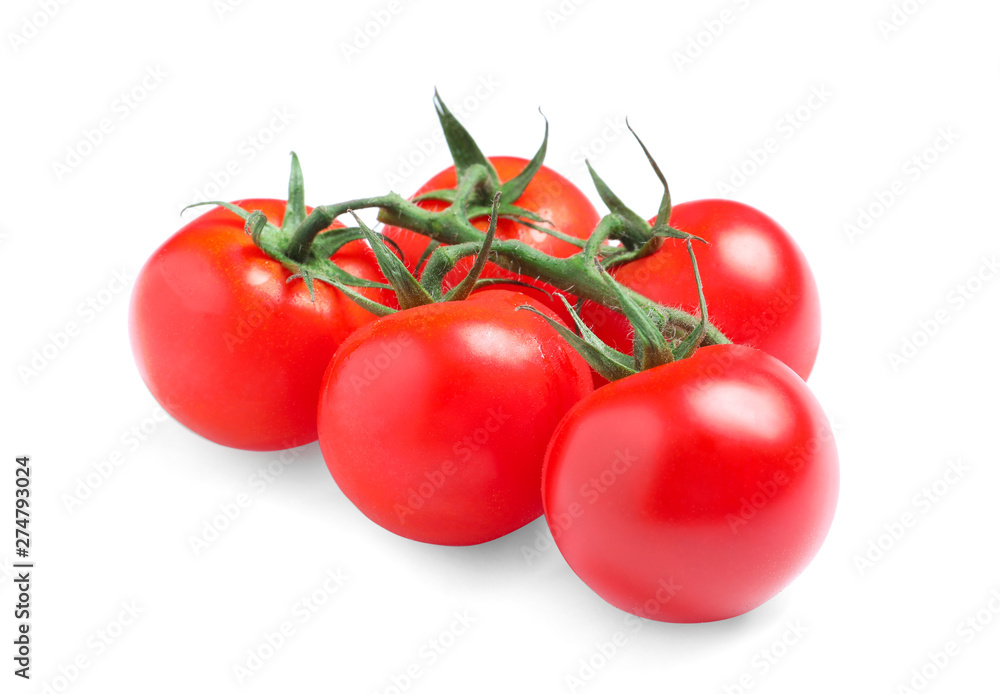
[129,95,838,623]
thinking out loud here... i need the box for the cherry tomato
[130,199,390,451]
[543,344,839,623]
[317,290,593,546]
[382,156,599,319]
[581,200,821,380]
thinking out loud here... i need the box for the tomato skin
[543,345,838,623]
[129,199,389,451]
[317,290,593,546]
[581,200,821,380]
[383,156,600,319]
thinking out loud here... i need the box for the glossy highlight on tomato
[129,199,389,451]
[581,200,821,380]
[542,344,839,623]
[318,290,593,546]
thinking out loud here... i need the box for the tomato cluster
[129,101,838,623]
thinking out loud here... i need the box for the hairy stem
[287,191,729,345]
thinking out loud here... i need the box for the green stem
[286,195,397,262]
[285,192,729,346]
[380,201,727,345]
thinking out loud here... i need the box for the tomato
[317,290,593,546]
[382,156,599,318]
[542,344,838,623]
[581,200,821,380]
[129,199,390,451]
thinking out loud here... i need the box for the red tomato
[129,199,390,451]
[383,156,599,318]
[317,290,593,546]
[581,200,821,380]
[543,344,838,623]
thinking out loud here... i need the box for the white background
[2,0,999,692]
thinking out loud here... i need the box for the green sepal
[446,192,500,302]
[285,266,317,302]
[595,262,673,370]
[585,161,652,249]
[623,123,705,244]
[414,240,441,275]
[498,109,548,202]
[651,224,705,244]
[378,234,406,264]
[281,152,306,233]
[349,211,435,310]
[434,89,500,194]
[601,238,660,270]
[413,189,458,204]
[183,200,256,221]
[626,121,672,229]
[581,213,623,260]
[517,294,637,383]
[245,210,268,248]
[311,227,364,257]
[312,227,402,267]
[181,170,397,301]
[309,273,398,317]
[414,196,550,227]
[670,240,709,360]
[468,202,549,225]
[419,242,481,300]
[500,217,585,248]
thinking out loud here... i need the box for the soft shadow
[250,448,799,641]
